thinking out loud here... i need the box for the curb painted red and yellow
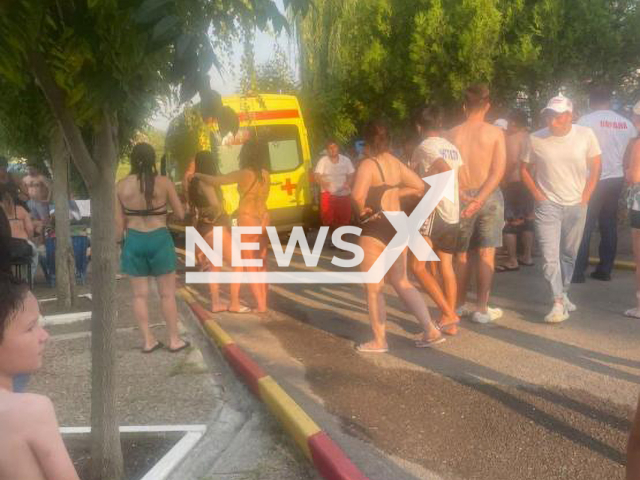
[178,288,370,480]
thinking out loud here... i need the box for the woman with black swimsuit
[351,120,444,352]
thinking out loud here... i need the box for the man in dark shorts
[448,84,506,324]
[497,110,535,271]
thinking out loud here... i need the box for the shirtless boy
[0,274,79,480]
[448,84,506,324]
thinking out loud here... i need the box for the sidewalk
[28,278,318,480]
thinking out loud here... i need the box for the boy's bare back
[449,121,504,191]
[0,391,78,480]
[0,284,79,480]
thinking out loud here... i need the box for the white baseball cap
[541,94,573,115]
[493,118,508,130]
[632,100,640,116]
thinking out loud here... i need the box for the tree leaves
[299,0,640,144]
[151,14,181,47]
[133,0,174,25]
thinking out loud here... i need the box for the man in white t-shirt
[314,141,355,241]
[573,87,637,282]
[521,94,602,323]
[409,105,463,334]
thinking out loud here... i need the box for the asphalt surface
[182,234,640,480]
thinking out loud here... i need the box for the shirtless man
[22,164,51,224]
[497,110,535,271]
[448,84,506,324]
[0,274,80,480]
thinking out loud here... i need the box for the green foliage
[164,105,205,168]
[241,43,298,95]
[0,76,51,165]
[298,0,640,145]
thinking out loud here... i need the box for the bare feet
[210,304,228,313]
[355,340,388,353]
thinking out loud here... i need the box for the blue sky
[150,1,297,131]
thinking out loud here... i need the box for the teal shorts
[121,228,176,277]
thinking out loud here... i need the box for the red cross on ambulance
[281,178,296,196]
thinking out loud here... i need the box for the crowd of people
[313,84,640,349]
[4,81,640,479]
[0,157,90,286]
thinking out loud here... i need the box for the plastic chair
[10,257,32,287]
[44,235,90,286]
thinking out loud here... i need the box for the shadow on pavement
[267,285,630,468]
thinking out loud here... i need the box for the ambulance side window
[268,139,300,172]
[262,125,303,173]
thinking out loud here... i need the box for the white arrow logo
[186,170,453,284]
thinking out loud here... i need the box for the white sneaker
[471,311,493,324]
[544,303,569,323]
[563,293,576,312]
[458,305,503,320]
[456,304,474,317]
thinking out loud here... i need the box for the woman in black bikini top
[351,120,444,353]
[359,157,400,246]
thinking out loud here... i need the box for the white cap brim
[541,106,571,115]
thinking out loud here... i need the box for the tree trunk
[29,49,123,480]
[50,127,75,309]
[89,112,123,480]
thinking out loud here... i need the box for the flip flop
[496,264,520,272]
[415,336,446,348]
[142,342,164,354]
[168,341,191,353]
[227,305,252,314]
[518,260,535,267]
[210,306,229,313]
[355,343,389,353]
[437,317,460,334]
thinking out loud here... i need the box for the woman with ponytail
[116,142,188,353]
[351,120,444,352]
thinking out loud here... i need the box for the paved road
[180,238,639,480]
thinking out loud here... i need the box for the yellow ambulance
[166,94,316,232]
